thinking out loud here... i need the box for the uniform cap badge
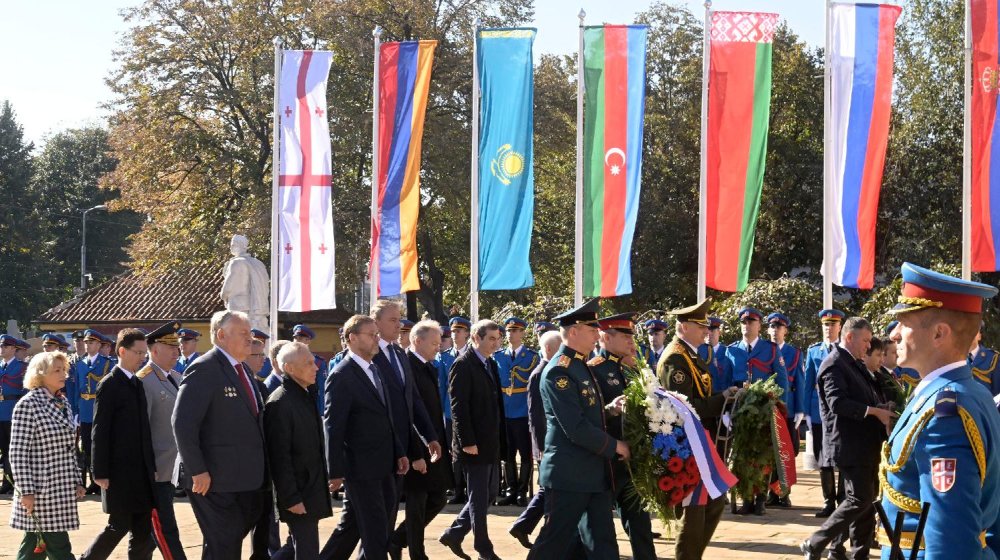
[555,376,570,390]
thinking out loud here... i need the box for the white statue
[221,234,270,331]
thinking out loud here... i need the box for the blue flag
[477,28,535,290]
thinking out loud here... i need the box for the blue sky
[1,0,822,146]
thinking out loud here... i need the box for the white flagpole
[269,38,282,342]
[822,0,834,309]
[963,0,973,280]
[370,27,383,308]
[697,1,711,302]
[574,9,586,307]
[470,19,482,321]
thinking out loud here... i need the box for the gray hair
[370,299,402,320]
[410,320,442,343]
[24,351,70,390]
[472,319,500,340]
[539,331,563,360]
[276,341,312,370]
[209,310,250,345]
[843,316,872,334]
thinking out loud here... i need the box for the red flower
[669,487,685,504]
[685,456,698,474]
[658,476,675,492]
[33,544,46,554]
[667,457,684,473]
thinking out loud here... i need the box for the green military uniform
[657,299,728,560]
[529,299,620,560]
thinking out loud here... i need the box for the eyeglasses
[250,353,264,358]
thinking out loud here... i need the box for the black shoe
[515,494,527,507]
[448,493,468,505]
[827,548,849,560]
[735,502,754,515]
[814,503,836,518]
[388,542,402,560]
[509,527,532,549]
[495,494,517,506]
[765,493,781,506]
[778,495,792,508]
[753,495,766,516]
[799,540,821,560]
[439,535,471,560]
[332,490,343,501]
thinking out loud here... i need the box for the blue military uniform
[885,320,920,399]
[68,329,113,492]
[878,263,1000,559]
[249,329,273,399]
[700,316,732,393]
[766,313,801,420]
[174,328,201,374]
[292,324,327,414]
[970,344,999,396]
[495,317,539,504]
[0,335,28,493]
[639,319,668,370]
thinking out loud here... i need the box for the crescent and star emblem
[604,147,626,176]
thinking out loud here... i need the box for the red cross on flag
[276,50,336,311]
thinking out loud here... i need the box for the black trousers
[0,420,11,487]
[510,484,546,535]
[320,475,397,560]
[503,418,533,496]
[807,464,878,560]
[390,489,447,560]
[285,516,320,560]
[80,421,95,486]
[441,462,499,557]
[251,488,279,559]
[151,481,186,560]
[615,479,656,560]
[81,510,155,560]
[446,420,466,496]
[528,488,618,559]
[189,490,264,560]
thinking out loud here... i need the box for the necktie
[234,363,258,415]
[369,364,386,405]
[388,345,404,385]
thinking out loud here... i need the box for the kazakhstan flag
[478,28,535,290]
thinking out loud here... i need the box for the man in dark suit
[82,328,157,560]
[264,341,333,559]
[802,317,894,560]
[172,310,268,560]
[389,320,453,560]
[324,314,409,560]
[440,319,507,560]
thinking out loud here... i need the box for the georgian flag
[277,50,336,311]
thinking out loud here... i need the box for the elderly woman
[8,351,85,559]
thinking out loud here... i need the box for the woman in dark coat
[389,321,454,560]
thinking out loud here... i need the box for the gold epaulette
[136,365,152,379]
[587,356,605,366]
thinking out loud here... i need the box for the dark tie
[234,363,258,415]
[166,373,178,390]
[369,363,386,405]
[388,345,404,385]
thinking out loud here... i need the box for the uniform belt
[503,386,528,396]
[877,527,987,550]
[80,394,96,400]
[0,394,23,402]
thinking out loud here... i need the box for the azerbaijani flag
[582,25,648,298]
[828,3,900,290]
[370,40,437,297]
[971,0,1000,272]
[704,12,778,293]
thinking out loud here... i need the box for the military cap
[553,298,601,328]
[441,326,452,338]
[708,316,723,330]
[71,330,85,340]
[146,322,181,346]
[14,338,30,350]
[817,309,846,324]
[400,320,414,332]
[884,320,899,336]
[0,334,16,347]
[534,321,557,336]
[177,328,201,341]
[643,319,669,332]
[41,333,69,348]
[672,299,712,326]
[83,329,103,342]
[504,317,528,330]
[291,324,315,339]
[250,328,270,341]
[598,312,636,334]
[766,312,791,328]
[737,307,763,323]
[449,316,472,330]
[891,262,999,315]
[99,333,114,345]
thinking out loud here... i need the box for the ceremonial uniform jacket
[174,352,199,375]
[970,346,1000,396]
[728,339,788,397]
[895,366,921,399]
[589,350,632,483]
[640,344,665,371]
[778,342,803,418]
[0,358,28,422]
[659,337,725,435]
[436,351,454,421]
[538,345,616,493]
[879,364,1000,559]
[699,343,732,395]
[137,362,181,483]
[798,341,835,425]
[68,354,112,423]
[494,345,538,419]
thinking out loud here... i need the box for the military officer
[494,317,539,507]
[41,333,70,354]
[873,263,1000,559]
[590,312,656,560]
[884,320,921,395]
[97,333,116,362]
[765,312,802,508]
[969,322,999,396]
[68,329,114,493]
[533,321,557,339]
[71,330,86,359]
[700,317,732,394]
[174,328,201,374]
[658,299,740,559]
[399,319,415,350]
[0,334,28,494]
[728,307,788,515]
[528,299,629,560]
[640,318,669,369]
[444,316,473,505]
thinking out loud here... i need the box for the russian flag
[971,0,1000,271]
[370,40,437,297]
[828,3,900,289]
[659,390,738,505]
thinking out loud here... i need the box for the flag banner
[370,40,437,297]
[704,11,778,292]
[582,24,648,298]
[829,3,900,289]
[971,0,1000,271]
[277,50,336,311]
[477,28,535,290]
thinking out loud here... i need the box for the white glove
[794,413,804,429]
[806,417,813,431]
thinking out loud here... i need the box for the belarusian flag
[582,24,648,298]
[704,11,778,292]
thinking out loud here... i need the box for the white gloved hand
[794,412,804,429]
[806,417,813,431]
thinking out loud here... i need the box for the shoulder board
[136,366,152,379]
[668,341,688,356]
[587,356,605,366]
[809,342,822,348]
[934,389,958,418]
[557,355,571,368]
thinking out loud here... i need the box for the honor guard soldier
[248,329,272,399]
[534,321,557,338]
[728,307,788,515]
[399,319,414,350]
[495,317,539,506]
[41,333,70,354]
[98,333,116,362]
[969,321,999,396]
[528,299,630,560]
[0,334,28,494]
[658,299,740,559]
[70,330,86,360]
[291,324,327,414]
[590,312,656,560]
[640,318,668,370]
[69,329,113,493]
[766,312,801,508]
[700,317,732,393]
[874,263,1000,559]
[174,328,201,374]
[885,320,921,394]
[328,327,348,374]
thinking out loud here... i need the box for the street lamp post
[80,205,107,291]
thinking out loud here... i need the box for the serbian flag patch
[931,458,956,492]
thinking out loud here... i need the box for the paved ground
[0,456,841,559]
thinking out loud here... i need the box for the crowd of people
[1,262,999,560]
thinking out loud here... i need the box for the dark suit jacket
[324,356,404,481]
[448,348,507,465]
[373,341,437,457]
[817,344,888,468]
[91,367,156,514]
[402,351,454,493]
[527,358,548,460]
[264,376,333,522]
[172,347,267,493]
